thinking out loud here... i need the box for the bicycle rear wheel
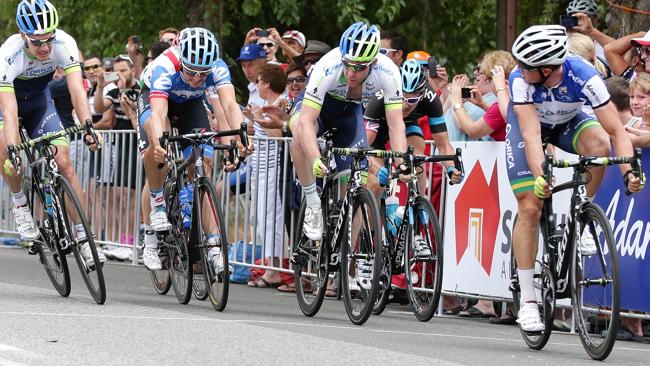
[372,205,392,316]
[404,197,443,322]
[292,200,329,317]
[340,187,382,325]
[150,264,171,295]
[572,203,619,361]
[195,180,229,311]
[28,179,70,297]
[56,176,106,304]
[192,271,208,301]
[510,214,554,350]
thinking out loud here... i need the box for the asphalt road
[1,246,648,366]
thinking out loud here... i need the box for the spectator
[449,50,515,141]
[604,31,648,80]
[281,29,306,57]
[631,31,650,74]
[285,62,307,100]
[257,36,280,64]
[158,27,179,44]
[237,43,267,105]
[565,0,613,60]
[103,57,115,73]
[606,77,639,128]
[625,73,650,148]
[83,55,117,123]
[568,32,609,79]
[380,30,407,65]
[300,40,330,73]
[125,35,144,79]
[244,64,289,288]
[406,50,430,68]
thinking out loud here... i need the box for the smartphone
[256,29,270,37]
[104,72,119,83]
[461,87,472,99]
[560,15,578,29]
[427,56,438,78]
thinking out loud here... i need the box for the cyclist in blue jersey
[137,27,246,271]
[507,25,643,333]
[290,22,407,242]
[0,0,104,266]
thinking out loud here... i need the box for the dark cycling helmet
[16,0,58,35]
[339,22,381,63]
[566,0,599,17]
[179,27,219,69]
[401,59,427,93]
[512,25,568,68]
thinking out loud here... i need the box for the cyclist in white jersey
[507,25,643,333]
[290,22,407,242]
[0,0,104,266]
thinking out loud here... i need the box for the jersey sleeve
[363,96,386,121]
[509,70,534,105]
[421,88,447,133]
[580,75,610,109]
[302,62,338,111]
[0,38,22,92]
[149,65,173,99]
[53,32,81,75]
[207,60,232,97]
[380,61,403,111]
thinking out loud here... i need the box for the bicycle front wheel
[404,197,443,322]
[572,203,619,361]
[28,179,70,297]
[195,180,229,311]
[292,200,329,317]
[340,187,383,325]
[56,176,106,304]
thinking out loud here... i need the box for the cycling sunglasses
[341,59,373,72]
[182,63,211,78]
[26,33,56,47]
[404,95,422,105]
[379,48,397,55]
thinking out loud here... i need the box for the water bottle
[179,184,194,229]
[385,196,400,236]
[44,185,54,215]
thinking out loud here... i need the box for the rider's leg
[574,125,611,197]
[407,134,427,194]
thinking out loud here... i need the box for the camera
[461,87,472,99]
[256,29,270,37]
[427,56,438,78]
[560,15,578,29]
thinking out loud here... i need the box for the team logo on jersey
[152,74,172,90]
[559,86,568,95]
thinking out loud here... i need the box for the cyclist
[364,59,463,244]
[138,27,245,273]
[290,22,407,239]
[507,25,643,333]
[0,0,104,266]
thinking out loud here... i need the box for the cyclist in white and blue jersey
[0,0,104,266]
[507,25,643,333]
[137,27,245,271]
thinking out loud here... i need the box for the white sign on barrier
[442,141,573,299]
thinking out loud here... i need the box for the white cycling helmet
[512,25,568,68]
[566,0,599,17]
[178,27,219,69]
[16,0,58,35]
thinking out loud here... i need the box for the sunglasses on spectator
[258,42,275,48]
[379,48,397,55]
[83,64,101,71]
[341,59,373,72]
[182,64,211,78]
[286,76,307,84]
[26,33,56,47]
[404,95,422,105]
[115,54,134,65]
[636,47,650,57]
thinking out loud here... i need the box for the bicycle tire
[572,203,619,361]
[195,179,229,311]
[293,199,329,317]
[28,178,71,297]
[372,207,392,316]
[340,187,382,325]
[404,197,443,322]
[192,272,209,301]
[150,266,171,295]
[56,176,106,304]
[166,192,193,304]
[510,214,554,350]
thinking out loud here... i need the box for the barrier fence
[1,131,648,318]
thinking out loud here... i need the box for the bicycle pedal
[28,243,41,255]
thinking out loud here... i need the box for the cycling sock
[11,190,27,207]
[150,188,165,210]
[586,195,594,202]
[74,224,85,239]
[302,182,319,206]
[143,224,158,249]
[518,268,536,303]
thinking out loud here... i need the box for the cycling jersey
[364,86,445,149]
[302,48,402,111]
[141,46,232,104]
[509,55,610,128]
[0,30,81,98]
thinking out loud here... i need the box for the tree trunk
[186,0,205,27]
[606,0,650,38]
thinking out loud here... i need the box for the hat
[282,30,306,47]
[303,40,331,55]
[631,30,650,47]
[236,44,266,61]
[406,50,431,66]
[103,57,115,69]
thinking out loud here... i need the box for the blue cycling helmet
[401,59,427,93]
[179,27,220,69]
[339,22,381,63]
[16,0,59,35]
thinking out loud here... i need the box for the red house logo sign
[454,161,501,275]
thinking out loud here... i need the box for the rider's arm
[385,108,407,153]
[149,98,168,148]
[429,131,456,170]
[603,32,644,77]
[515,104,545,178]
[215,84,244,143]
[593,101,635,174]
[207,95,229,132]
[0,92,20,146]
[66,70,92,123]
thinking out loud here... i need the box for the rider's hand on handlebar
[153,144,167,165]
[447,166,463,184]
[624,171,644,193]
[3,158,18,177]
[84,131,102,151]
[312,157,328,178]
[533,176,551,199]
[377,167,389,187]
